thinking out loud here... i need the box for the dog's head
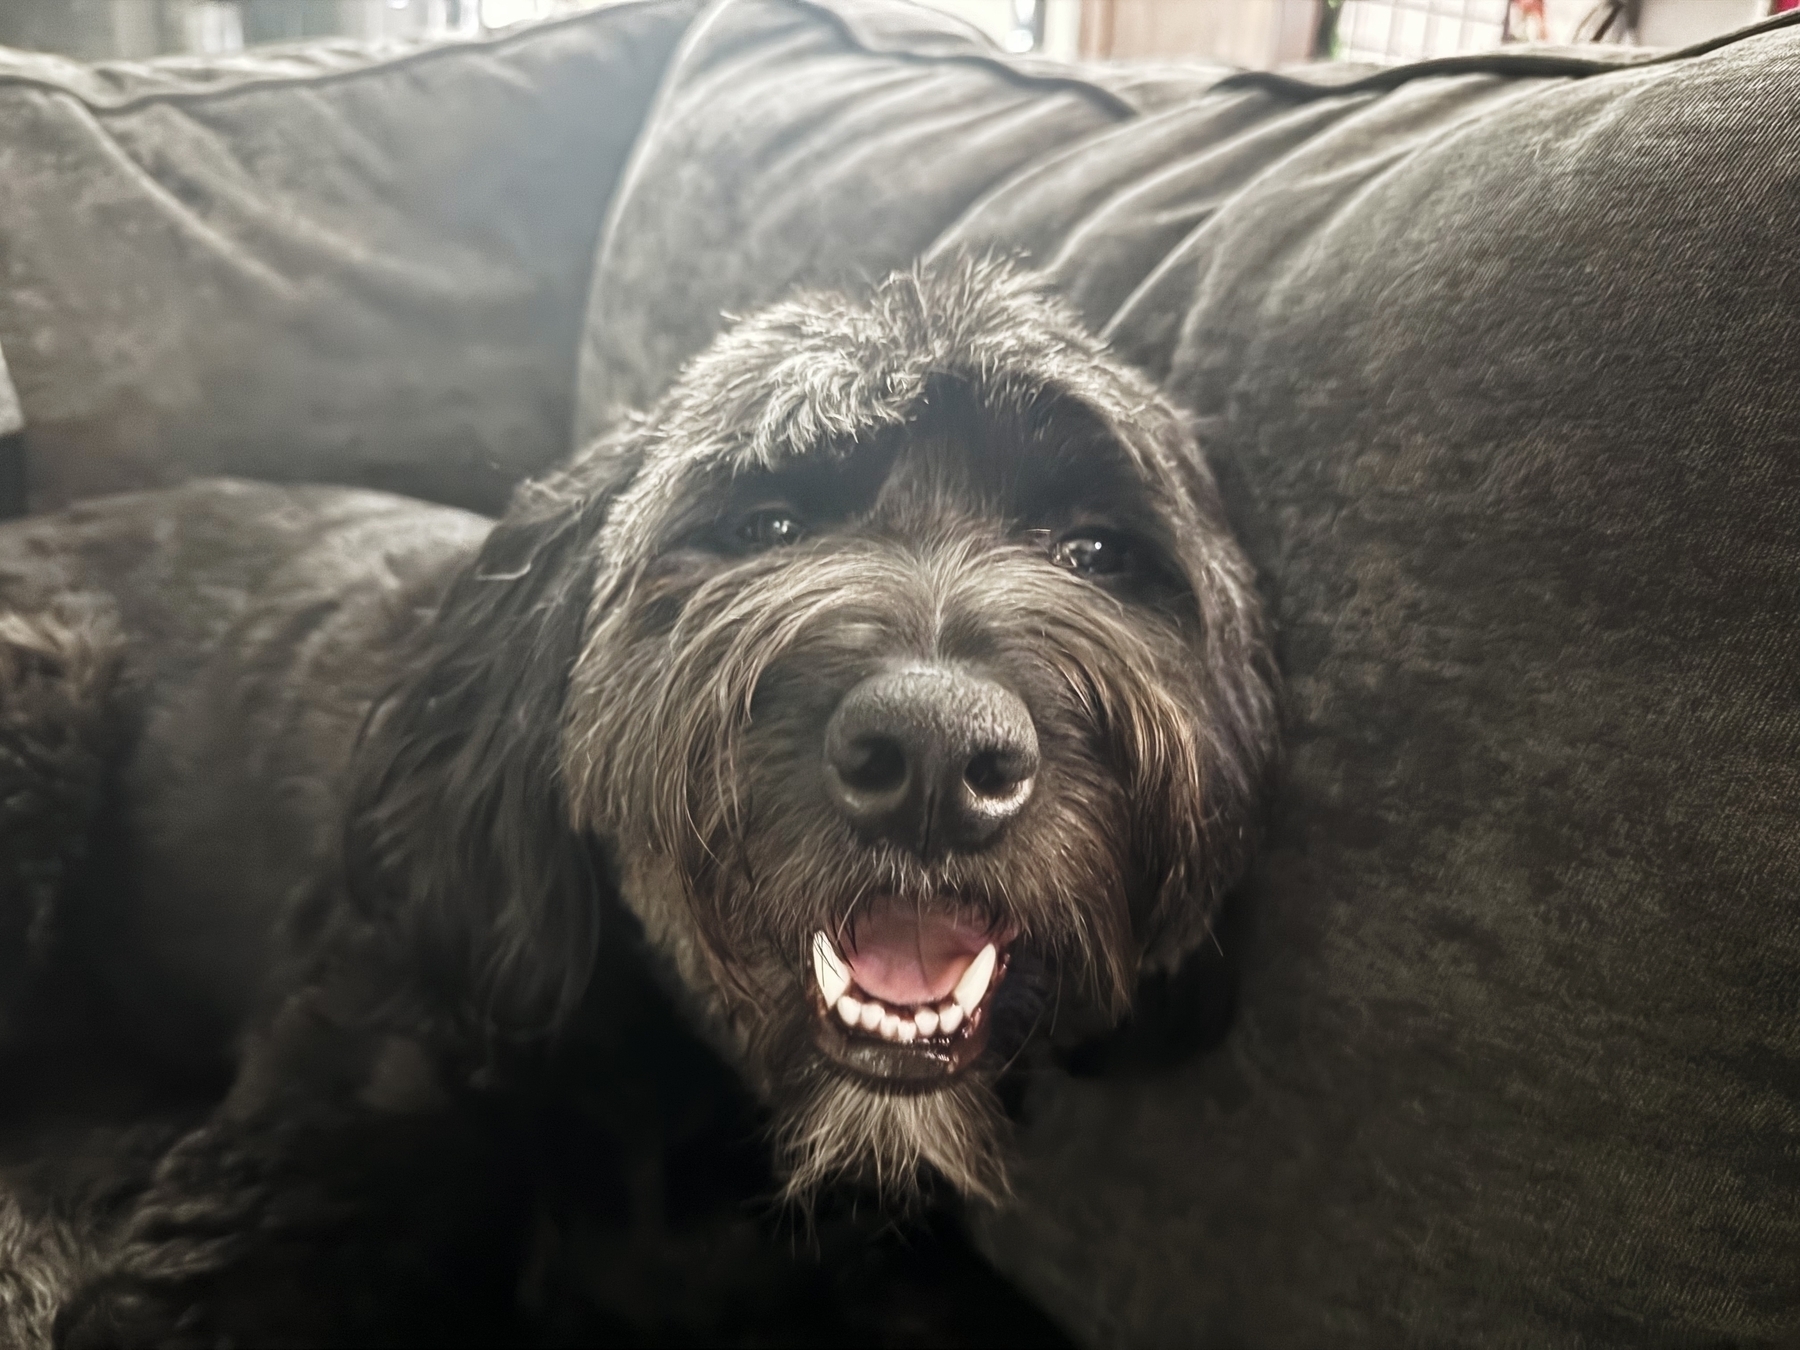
[349,258,1275,1204]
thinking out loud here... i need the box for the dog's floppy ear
[342,446,636,1041]
[1048,381,1278,1073]
[1144,420,1277,977]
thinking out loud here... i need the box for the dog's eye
[738,508,806,550]
[1049,528,1132,578]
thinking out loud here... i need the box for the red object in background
[1509,0,1549,42]
[1777,0,1800,12]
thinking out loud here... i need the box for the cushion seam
[0,0,696,115]
[783,0,1142,122]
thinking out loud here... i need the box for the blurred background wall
[0,0,476,58]
[0,0,1783,75]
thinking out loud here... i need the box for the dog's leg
[54,977,533,1349]
[0,607,121,1046]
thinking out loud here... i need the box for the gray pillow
[576,2,1800,1344]
[575,0,1250,440]
[0,0,698,515]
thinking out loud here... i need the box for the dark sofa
[1,1,1796,1343]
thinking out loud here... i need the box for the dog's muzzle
[805,662,1031,1085]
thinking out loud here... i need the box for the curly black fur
[0,604,121,1047]
[0,258,1274,1346]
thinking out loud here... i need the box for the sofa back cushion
[0,0,698,515]
[576,3,1800,1343]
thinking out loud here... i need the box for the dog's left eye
[738,508,806,549]
[1049,528,1132,578]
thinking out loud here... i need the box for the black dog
[0,258,1275,1345]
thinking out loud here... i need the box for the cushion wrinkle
[788,0,1139,118]
[937,93,1376,335]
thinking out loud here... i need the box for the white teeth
[812,932,850,1006]
[951,943,997,1013]
[824,943,997,1043]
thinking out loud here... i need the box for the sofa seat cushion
[576,3,1800,1344]
[0,0,699,515]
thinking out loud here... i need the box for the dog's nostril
[840,736,907,793]
[964,749,1028,798]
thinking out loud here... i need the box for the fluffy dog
[0,258,1275,1345]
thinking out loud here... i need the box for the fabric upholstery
[0,0,699,515]
[578,4,1800,1344]
[0,343,21,441]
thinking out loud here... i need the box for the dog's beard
[774,1061,1011,1208]
[611,846,1020,1206]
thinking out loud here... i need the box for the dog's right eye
[737,508,807,550]
[1049,527,1134,578]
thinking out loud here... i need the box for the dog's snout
[824,665,1038,855]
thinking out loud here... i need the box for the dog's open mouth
[808,903,1011,1086]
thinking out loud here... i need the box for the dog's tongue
[846,906,992,1007]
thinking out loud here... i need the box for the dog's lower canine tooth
[938,1002,964,1034]
[913,1007,939,1037]
[951,943,998,1014]
[837,995,862,1026]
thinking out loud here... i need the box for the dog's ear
[1050,382,1278,1070]
[1142,420,1277,980]
[342,448,636,1042]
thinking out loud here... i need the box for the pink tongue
[846,906,991,1007]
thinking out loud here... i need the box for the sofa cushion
[578,3,1800,1344]
[574,0,1664,436]
[0,0,699,515]
[575,0,1288,438]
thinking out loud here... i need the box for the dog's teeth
[812,932,850,1006]
[859,1001,883,1031]
[896,1018,917,1043]
[837,995,863,1026]
[913,1007,938,1038]
[952,943,998,1013]
[879,1013,901,1040]
[938,1002,964,1034]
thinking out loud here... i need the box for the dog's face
[349,261,1269,1205]
[549,263,1274,1202]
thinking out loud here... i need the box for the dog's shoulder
[0,479,494,1070]
[0,478,490,627]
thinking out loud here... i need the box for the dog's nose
[824,664,1038,855]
